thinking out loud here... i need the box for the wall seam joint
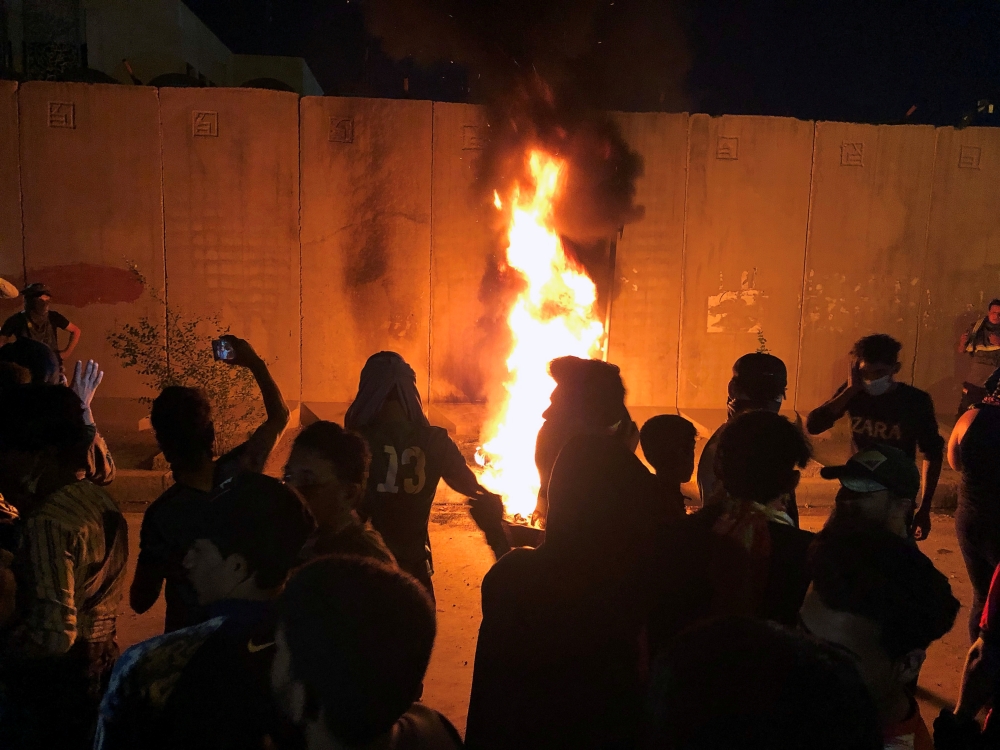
[910,128,940,386]
[792,121,820,413]
[674,113,692,416]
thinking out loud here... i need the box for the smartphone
[212,338,235,362]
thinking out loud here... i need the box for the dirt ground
[117,495,973,737]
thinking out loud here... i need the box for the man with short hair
[800,523,960,749]
[272,556,462,750]
[958,299,1000,416]
[820,444,922,539]
[95,473,315,750]
[130,335,289,632]
[807,334,944,540]
[0,384,128,750]
[696,353,793,520]
[0,282,80,361]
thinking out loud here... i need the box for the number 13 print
[376,446,427,494]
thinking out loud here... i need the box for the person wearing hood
[806,334,943,541]
[465,433,660,750]
[345,352,508,597]
[532,356,638,524]
[0,283,80,363]
[696,352,790,521]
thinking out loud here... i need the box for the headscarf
[344,352,429,432]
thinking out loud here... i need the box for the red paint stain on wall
[27,264,145,307]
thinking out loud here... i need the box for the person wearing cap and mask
[819,444,923,540]
[806,334,943,541]
[947,368,1000,640]
[345,352,508,597]
[696,353,793,522]
[0,283,81,363]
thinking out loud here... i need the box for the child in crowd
[639,414,697,518]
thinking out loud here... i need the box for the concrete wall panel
[679,114,814,410]
[795,123,937,412]
[608,112,688,408]
[17,82,164,397]
[160,87,300,398]
[914,127,1000,415]
[0,81,23,321]
[429,102,495,403]
[300,96,432,403]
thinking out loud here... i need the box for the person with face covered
[957,299,1000,417]
[697,353,790,519]
[806,334,944,541]
[0,283,81,363]
[346,352,508,598]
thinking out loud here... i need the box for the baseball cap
[819,444,920,500]
[730,353,787,402]
[21,282,51,298]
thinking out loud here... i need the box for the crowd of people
[0,276,998,749]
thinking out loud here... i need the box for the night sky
[184,0,1000,126]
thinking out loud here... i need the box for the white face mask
[864,375,893,396]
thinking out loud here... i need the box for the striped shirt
[18,480,127,655]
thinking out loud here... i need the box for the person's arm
[220,335,289,474]
[948,408,977,472]
[61,322,81,359]
[911,392,945,541]
[435,431,511,559]
[805,360,862,435]
[129,511,165,615]
[69,360,116,485]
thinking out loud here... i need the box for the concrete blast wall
[2,81,999,427]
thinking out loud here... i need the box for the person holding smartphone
[130,335,290,632]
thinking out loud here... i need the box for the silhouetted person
[639,414,696,519]
[0,282,80,363]
[284,420,394,564]
[533,356,638,523]
[95,473,315,749]
[801,522,959,748]
[937,561,1000,746]
[465,434,660,750]
[697,352,790,518]
[948,369,1000,640]
[346,351,507,597]
[0,385,128,750]
[806,334,943,540]
[0,340,115,485]
[958,299,1000,416]
[131,335,289,632]
[650,410,814,651]
[643,617,882,750]
[272,556,462,750]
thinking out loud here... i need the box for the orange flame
[476,151,605,520]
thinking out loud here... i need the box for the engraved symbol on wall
[47,102,74,129]
[959,146,982,170]
[716,136,739,160]
[329,117,354,143]
[840,142,864,166]
[192,111,219,137]
[462,125,485,150]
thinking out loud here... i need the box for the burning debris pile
[364,0,676,520]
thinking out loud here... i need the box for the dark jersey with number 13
[359,420,483,572]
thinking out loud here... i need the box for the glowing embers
[476,151,605,521]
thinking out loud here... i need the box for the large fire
[476,150,606,521]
